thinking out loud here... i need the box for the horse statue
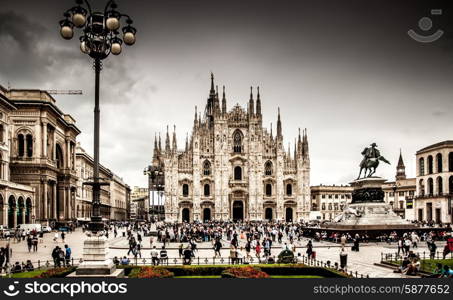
[357,143,390,179]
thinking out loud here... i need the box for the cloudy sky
[1,0,452,188]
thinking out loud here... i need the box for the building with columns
[414,141,453,224]
[0,86,35,227]
[0,86,79,226]
[75,144,130,221]
[153,74,311,222]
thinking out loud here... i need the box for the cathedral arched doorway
[265,208,273,221]
[286,207,293,222]
[182,208,190,223]
[203,208,211,222]
[232,201,244,222]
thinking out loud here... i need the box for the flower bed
[221,266,269,278]
[130,267,174,278]
[34,267,76,278]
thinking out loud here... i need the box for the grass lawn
[11,270,47,278]
[387,259,453,273]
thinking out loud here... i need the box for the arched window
[449,153,453,172]
[264,161,273,176]
[203,160,211,176]
[321,203,326,210]
[18,134,25,157]
[203,184,210,196]
[234,166,242,180]
[26,134,33,157]
[182,184,189,197]
[427,155,433,174]
[427,177,434,195]
[265,183,272,196]
[437,177,443,195]
[233,130,243,153]
[419,157,425,176]
[449,176,453,194]
[436,153,443,173]
[286,183,292,196]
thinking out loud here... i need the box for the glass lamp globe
[123,32,136,45]
[80,41,90,54]
[111,42,122,55]
[72,13,86,28]
[60,26,74,40]
[106,17,120,31]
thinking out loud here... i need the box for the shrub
[221,266,269,278]
[34,267,76,278]
[134,267,174,278]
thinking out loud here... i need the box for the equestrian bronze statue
[357,143,390,179]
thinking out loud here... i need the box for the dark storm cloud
[1,0,453,187]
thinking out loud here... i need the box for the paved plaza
[0,228,444,278]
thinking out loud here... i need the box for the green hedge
[120,264,348,278]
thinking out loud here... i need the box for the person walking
[64,244,72,266]
[214,238,222,258]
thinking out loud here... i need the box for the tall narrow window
[0,125,4,143]
[286,183,292,196]
[26,134,33,157]
[265,183,272,196]
[265,161,273,176]
[204,184,210,196]
[234,166,242,180]
[233,130,243,153]
[18,134,24,157]
[182,184,189,197]
[203,160,211,176]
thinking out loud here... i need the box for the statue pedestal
[325,177,417,230]
[73,235,124,277]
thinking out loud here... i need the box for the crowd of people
[0,220,451,277]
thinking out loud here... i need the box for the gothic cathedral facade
[153,74,310,222]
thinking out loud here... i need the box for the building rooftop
[417,140,453,154]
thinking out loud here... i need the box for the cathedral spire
[249,86,255,116]
[158,132,162,152]
[303,128,309,159]
[185,133,189,151]
[210,72,215,96]
[194,106,198,129]
[256,86,261,116]
[294,138,297,160]
[277,107,282,138]
[270,123,273,139]
[172,125,177,152]
[165,126,171,153]
[222,86,227,114]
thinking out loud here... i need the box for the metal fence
[1,255,368,278]
[381,250,453,263]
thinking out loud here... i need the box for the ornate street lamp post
[59,0,136,233]
[144,165,164,222]
[59,0,136,276]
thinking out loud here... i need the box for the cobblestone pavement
[0,228,443,278]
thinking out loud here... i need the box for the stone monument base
[74,235,122,277]
[323,177,418,232]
